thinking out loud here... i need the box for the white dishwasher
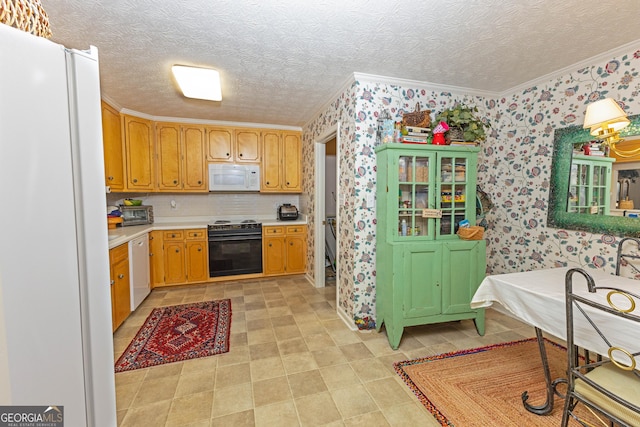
[129,234,150,310]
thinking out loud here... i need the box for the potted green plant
[435,104,489,143]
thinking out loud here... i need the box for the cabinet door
[186,240,208,282]
[149,230,164,288]
[156,122,181,191]
[112,257,131,330]
[164,240,186,284]
[263,235,286,275]
[402,245,442,318]
[397,153,435,240]
[124,115,155,190]
[261,130,282,191]
[437,152,477,239]
[282,132,302,192]
[101,102,124,191]
[441,241,484,315]
[182,125,207,191]
[285,235,306,274]
[235,129,260,163]
[206,127,233,162]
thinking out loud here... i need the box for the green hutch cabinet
[568,154,615,215]
[375,143,486,349]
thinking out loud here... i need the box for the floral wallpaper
[303,45,640,329]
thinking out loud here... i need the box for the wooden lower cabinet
[149,230,164,289]
[263,225,306,276]
[109,243,131,332]
[158,228,208,286]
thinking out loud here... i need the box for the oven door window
[209,236,262,277]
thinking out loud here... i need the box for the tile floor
[113,275,534,426]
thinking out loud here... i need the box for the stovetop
[213,219,258,225]
[208,218,262,232]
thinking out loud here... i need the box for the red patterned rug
[115,300,231,372]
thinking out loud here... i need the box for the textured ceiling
[43,0,640,127]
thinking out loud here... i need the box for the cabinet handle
[198,180,202,184]
[226,152,229,156]
[110,280,115,285]
[133,178,138,183]
[269,243,272,247]
[198,248,202,252]
[173,180,177,184]
[118,274,124,279]
[171,234,176,238]
[149,236,154,240]
[108,176,113,181]
[176,249,180,253]
[150,253,153,257]
[239,153,243,157]
[266,181,270,185]
[290,242,293,246]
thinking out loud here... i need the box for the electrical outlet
[366,193,376,208]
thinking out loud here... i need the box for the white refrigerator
[0,24,117,426]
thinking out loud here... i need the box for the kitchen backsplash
[106,193,299,218]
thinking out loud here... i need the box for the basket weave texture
[402,103,431,128]
[457,226,484,240]
[0,0,51,38]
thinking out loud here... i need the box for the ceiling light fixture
[171,65,222,101]
[583,98,638,157]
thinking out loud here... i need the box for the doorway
[314,125,340,298]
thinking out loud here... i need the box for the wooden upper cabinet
[261,130,302,193]
[207,126,260,163]
[206,127,234,162]
[235,129,261,162]
[182,126,206,191]
[262,130,282,192]
[156,123,206,192]
[101,102,125,191]
[156,122,181,191]
[282,132,302,192]
[123,114,155,191]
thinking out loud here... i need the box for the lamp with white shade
[583,98,639,157]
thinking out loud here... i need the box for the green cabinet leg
[385,324,404,350]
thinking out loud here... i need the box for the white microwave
[208,163,260,192]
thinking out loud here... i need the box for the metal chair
[561,268,640,426]
[616,237,640,277]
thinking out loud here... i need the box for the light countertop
[107,215,308,249]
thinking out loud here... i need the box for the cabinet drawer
[186,229,206,240]
[264,226,285,236]
[163,230,184,241]
[109,243,128,264]
[286,225,306,235]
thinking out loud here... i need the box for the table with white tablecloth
[470,267,640,414]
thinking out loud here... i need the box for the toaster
[278,204,299,221]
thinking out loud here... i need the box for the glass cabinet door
[398,154,432,238]
[438,155,472,237]
[568,156,612,214]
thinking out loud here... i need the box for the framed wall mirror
[547,113,640,237]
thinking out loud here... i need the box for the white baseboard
[337,306,357,331]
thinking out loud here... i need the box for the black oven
[208,221,262,277]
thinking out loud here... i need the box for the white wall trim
[114,106,302,131]
[354,72,497,98]
[338,305,357,331]
[499,38,640,97]
[304,73,357,129]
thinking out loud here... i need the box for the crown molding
[304,73,358,129]
[353,72,498,98]
[113,106,301,130]
[500,38,640,97]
